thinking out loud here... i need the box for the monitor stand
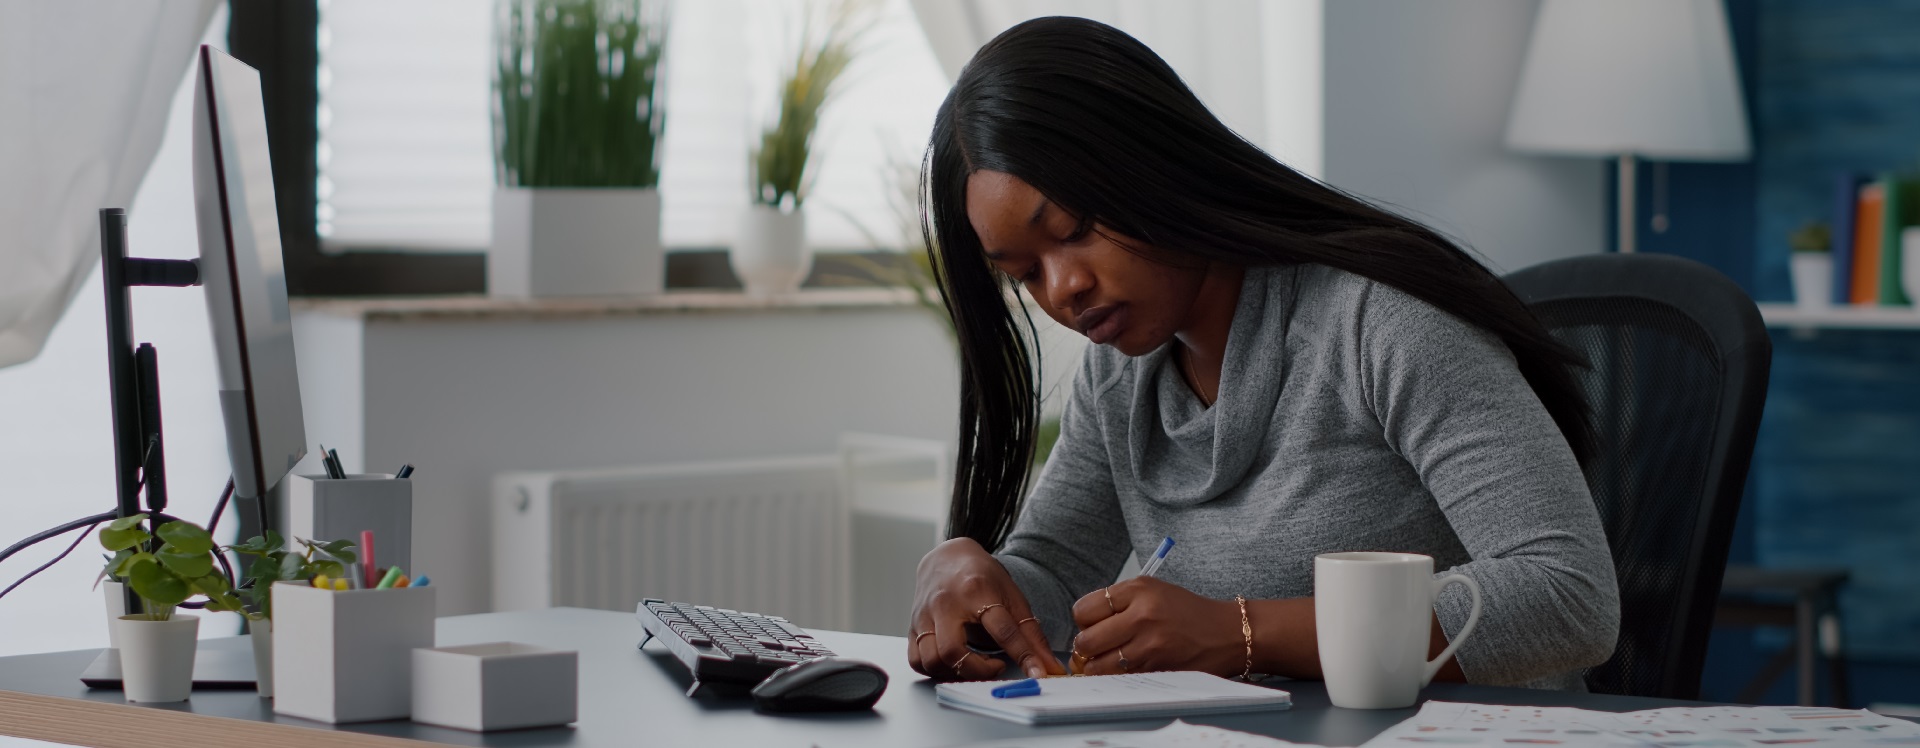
[96,207,203,615]
[80,647,258,691]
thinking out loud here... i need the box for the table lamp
[1505,0,1750,253]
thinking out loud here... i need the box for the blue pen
[991,678,1042,698]
[1138,536,1176,578]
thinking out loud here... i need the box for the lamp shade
[1505,0,1750,162]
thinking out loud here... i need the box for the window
[314,0,949,254]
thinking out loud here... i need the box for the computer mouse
[750,657,889,713]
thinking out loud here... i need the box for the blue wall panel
[1752,0,1920,302]
[1755,329,1920,660]
[1641,0,1920,699]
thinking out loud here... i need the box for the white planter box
[490,187,664,298]
[411,642,577,731]
[271,583,436,723]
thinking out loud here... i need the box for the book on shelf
[1851,181,1885,305]
[1831,172,1867,305]
[1879,174,1920,307]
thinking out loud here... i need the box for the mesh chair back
[1504,254,1771,700]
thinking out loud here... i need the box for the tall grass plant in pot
[733,0,874,296]
[491,0,668,297]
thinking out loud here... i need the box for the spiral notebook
[936,672,1292,725]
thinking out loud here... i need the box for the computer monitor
[191,45,307,502]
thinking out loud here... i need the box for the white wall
[1321,0,1605,273]
[0,20,243,657]
[287,298,1091,618]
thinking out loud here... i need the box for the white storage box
[411,642,578,731]
[271,582,435,723]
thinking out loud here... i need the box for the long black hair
[922,17,1595,551]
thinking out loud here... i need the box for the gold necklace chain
[1181,345,1215,406]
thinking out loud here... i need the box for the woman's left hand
[1069,576,1245,677]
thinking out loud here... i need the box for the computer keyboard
[635,598,839,694]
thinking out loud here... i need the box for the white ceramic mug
[1315,552,1482,709]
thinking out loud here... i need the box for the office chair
[1504,253,1772,700]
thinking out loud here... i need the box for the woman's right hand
[908,537,1066,681]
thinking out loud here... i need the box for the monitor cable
[0,476,239,607]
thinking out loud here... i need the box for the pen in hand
[1138,536,1175,579]
[1068,537,1175,676]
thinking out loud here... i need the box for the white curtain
[0,0,221,369]
[906,0,1324,178]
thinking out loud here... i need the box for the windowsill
[290,287,932,322]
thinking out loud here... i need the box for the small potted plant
[490,0,669,298]
[1789,220,1832,310]
[225,532,357,698]
[734,0,874,296]
[97,514,244,703]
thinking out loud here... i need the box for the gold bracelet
[1234,595,1256,682]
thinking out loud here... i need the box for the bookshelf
[1757,302,1920,330]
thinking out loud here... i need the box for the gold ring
[1104,587,1116,614]
[952,651,973,673]
[1117,648,1130,672]
[914,631,935,644]
[1017,616,1039,626]
[974,603,1004,618]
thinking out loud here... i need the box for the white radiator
[491,456,850,631]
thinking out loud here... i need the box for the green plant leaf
[283,546,309,574]
[106,513,149,532]
[308,560,345,580]
[156,547,213,578]
[115,551,158,579]
[155,520,215,554]
[321,538,357,556]
[99,549,135,582]
[99,516,151,552]
[231,533,277,555]
[127,561,192,608]
[191,573,232,597]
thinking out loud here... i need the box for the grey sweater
[996,264,1620,690]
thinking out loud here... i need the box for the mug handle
[1422,573,1483,686]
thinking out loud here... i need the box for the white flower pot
[489,187,664,297]
[250,618,274,698]
[112,613,199,703]
[1791,252,1833,310]
[103,580,129,648]
[731,204,810,297]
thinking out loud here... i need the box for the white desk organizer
[271,582,435,723]
[411,642,578,731]
[272,473,412,573]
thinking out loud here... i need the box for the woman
[906,17,1620,690]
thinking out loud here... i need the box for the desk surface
[0,608,1703,748]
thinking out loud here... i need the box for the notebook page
[939,671,1291,716]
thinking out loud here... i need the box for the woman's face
[965,170,1209,357]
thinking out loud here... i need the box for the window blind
[316,0,949,253]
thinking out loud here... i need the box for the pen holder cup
[272,473,413,576]
[411,642,578,732]
[271,582,436,723]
